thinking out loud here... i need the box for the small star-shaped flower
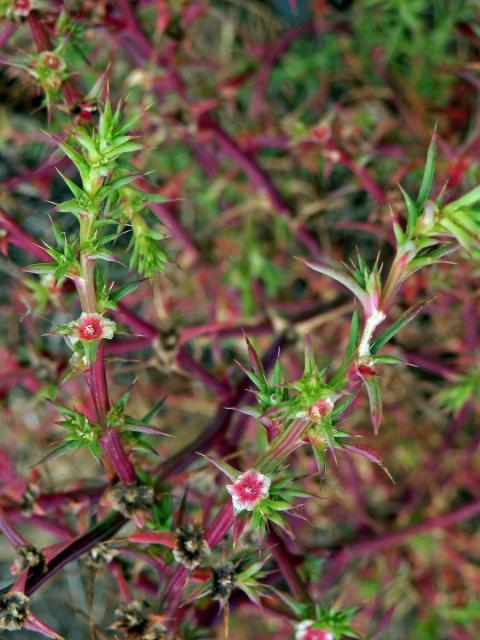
[226,469,270,513]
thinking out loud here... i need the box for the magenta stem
[0,510,26,548]
[99,428,136,484]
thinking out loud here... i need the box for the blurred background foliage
[1,0,480,638]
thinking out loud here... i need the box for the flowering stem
[23,512,128,597]
[164,502,234,615]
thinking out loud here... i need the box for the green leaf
[57,141,90,185]
[417,133,437,207]
[392,221,405,246]
[236,361,268,393]
[104,141,143,159]
[117,112,142,136]
[109,280,145,304]
[198,453,239,481]
[443,184,480,213]
[360,373,382,435]
[303,259,369,309]
[51,222,66,248]
[320,413,337,464]
[105,174,140,192]
[142,192,169,203]
[75,130,98,158]
[407,243,457,275]
[372,354,404,365]
[83,339,99,365]
[370,301,429,354]
[263,499,292,511]
[311,442,326,474]
[330,310,359,388]
[35,440,81,466]
[250,508,265,533]
[140,396,167,424]
[272,358,283,386]
[331,390,358,418]
[440,218,474,253]
[56,199,87,216]
[265,509,286,528]
[56,171,86,201]
[99,98,113,140]
[399,184,419,236]
[452,209,480,235]
[23,263,56,274]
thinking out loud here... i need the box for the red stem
[99,429,136,484]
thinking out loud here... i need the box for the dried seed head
[11,545,46,575]
[113,602,166,639]
[152,327,179,369]
[141,620,167,640]
[160,327,178,352]
[173,523,210,570]
[211,562,236,602]
[0,591,30,631]
[113,600,148,633]
[109,482,154,518]
[85,543,118,569]
[19,484,40,516]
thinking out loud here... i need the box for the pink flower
[296,621,334,640]
[226,469,270,513]
[13,0,31,18]
[69,313,116,344]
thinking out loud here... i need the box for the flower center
[78,317,102,340]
